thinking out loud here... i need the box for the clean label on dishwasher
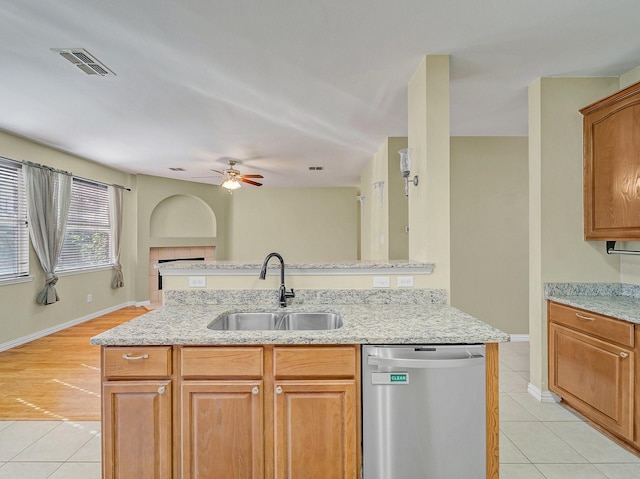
[372,372,409,384]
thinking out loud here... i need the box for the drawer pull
[252,386,259,395]
[575,313,595,321]
[122,353,149,360]
[158,386,166,394]
[275,386,283,394]
[620,352,629,359]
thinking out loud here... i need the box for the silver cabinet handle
[620,352,629,359]
[275,386,283,394]
[158,386,166,394]
[122,353,149,360]
[252,386,259,395]
[575,313,595,321]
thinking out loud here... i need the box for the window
[0,158,29,280]
[58,179,112,272]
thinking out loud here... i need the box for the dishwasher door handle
[367,355,485,369]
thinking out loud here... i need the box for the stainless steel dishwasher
[362,344,486,479]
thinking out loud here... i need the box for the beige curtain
[109,186,124,288]
[23,164,72,305]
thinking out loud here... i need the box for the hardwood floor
[0,306,147,420]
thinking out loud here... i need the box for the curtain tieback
[45,273,58,286]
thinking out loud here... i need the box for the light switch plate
[397,276,414,287]
[373,276,390,288]
[189,276,206,288]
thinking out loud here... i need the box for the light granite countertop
[90,303,509,346]
[157,260,435,275]
[545,283,640,325]
[158,260,433,270]
[91,289,509,346]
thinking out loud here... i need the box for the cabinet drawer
[103,346,172,378]
[181,347,263,378]
[274,346,356,378]
[548,302,634,348]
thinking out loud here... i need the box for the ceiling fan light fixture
[221,178,241,190]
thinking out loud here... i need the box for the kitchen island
[92,288,509,479]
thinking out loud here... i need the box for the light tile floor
[1,341,638,478]
[0,421,101,479]
[499,341,640,479]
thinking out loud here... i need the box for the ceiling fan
[211,160,264,190]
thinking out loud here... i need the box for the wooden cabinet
[272,346,358,479]
[102,347,173,479]
[273,381,356,479]
[581,80,640,240]
[181,381,264,479]
[179,344,360,479]
[101,345,359,479]
[180,346,265,479]
[548,302,636,444]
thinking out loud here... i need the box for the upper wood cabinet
[581,81,640,240]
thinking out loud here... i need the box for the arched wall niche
[150,194,216,238]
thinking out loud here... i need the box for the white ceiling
[1,0,639,187]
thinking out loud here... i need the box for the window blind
[58,178,112,272]
[0,159,29,279]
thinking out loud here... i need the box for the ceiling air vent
[309,166,324,171]
[169,167,186,171]
[51,48,116,76]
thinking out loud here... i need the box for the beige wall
[150,195,217,238]
[359,159,373,259]
[360,141,388,260]
[528,77,621,392]
[163,273,437,291]
[408,55,450,292]
[0,132,136,346]
[227,187,358,262]
[359,137,408,260]
[134,175,231,302]
[450,137,529,334]
[387,138,409,260]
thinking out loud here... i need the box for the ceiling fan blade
[241,174,264,178]
[241,178,263,186]
[210,169,225,175]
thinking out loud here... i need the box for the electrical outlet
[188,276,206,288]
[86,294,93,303]
[397,276,414,288]
[373,276,390,288]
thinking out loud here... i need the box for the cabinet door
[581,81,640,239]
[273,380,357,479]
[103,380,172,479]
[549,323,634,440]
[181,381,264,479]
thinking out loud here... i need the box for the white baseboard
[528,382,560,403]
[510,334,530,342]
[135,300,151,308]
[0,301,136,352]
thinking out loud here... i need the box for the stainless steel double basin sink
[208,311,343,331]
